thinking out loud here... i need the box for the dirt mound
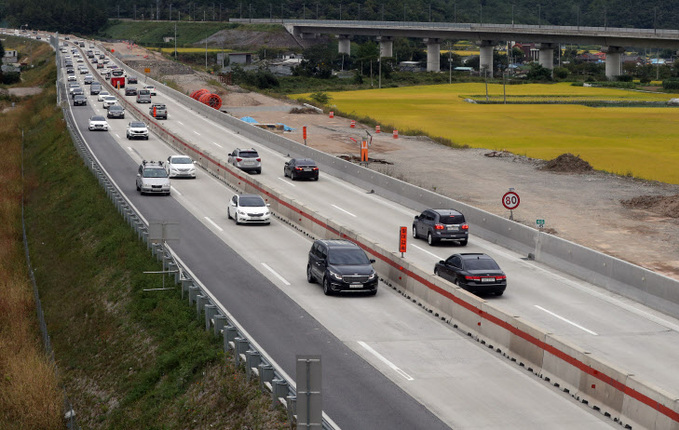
[540,153,593,173]
[290,107,320,114]
[621,194,679,218]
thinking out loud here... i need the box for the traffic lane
[69,98,453,429]
[104,111,620,429]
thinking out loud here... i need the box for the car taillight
[461,224,469,230]
[312,167,319,171]
[465,275,481,281]
[235,157,243,162]
[256,158,261,162]
[495,276,507,280]
[435,224,445,230]
[295,167,304,171]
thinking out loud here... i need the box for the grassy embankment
[2,39,288,428]
[294,82,679,184]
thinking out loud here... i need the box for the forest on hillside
[1,0,677,35]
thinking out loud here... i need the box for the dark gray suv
[307,239,378,296]
[412,208,469,246]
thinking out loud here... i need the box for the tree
[526,63,553,81]
[293,43,337,79]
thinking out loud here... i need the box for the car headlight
[329,270,343,281]
[367,272,377,280]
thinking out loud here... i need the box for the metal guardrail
[52,36,331,430]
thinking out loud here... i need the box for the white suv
[126,121,149,140]
[136,161,171,195]
[227,148,261,174]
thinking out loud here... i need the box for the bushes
[662,78,679,91]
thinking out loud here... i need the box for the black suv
[412,208,469,246]
[307,239,378,296]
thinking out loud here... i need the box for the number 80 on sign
[502,191,520,210]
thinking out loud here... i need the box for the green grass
[100,21,284,46]
[16,48,288,429]
[293,82,679,184]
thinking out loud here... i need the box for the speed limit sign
[502,191,520,210]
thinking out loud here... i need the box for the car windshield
[171,157,192,164]
[239,196,266,207]
[130,122,145,128]
[328,248,371,265]
[464,258,500,271]
[142,168,168,178]
[91,116,105,121]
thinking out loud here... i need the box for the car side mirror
[370,259,376,263]
[439,260,445,265]
[266,203,271,207]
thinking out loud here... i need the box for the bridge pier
[377,36,393,58]
[424,38,440,72]
[338,35,351,55]
[479,40,495,77]
[603,46,624,79]
[538,43,557,76]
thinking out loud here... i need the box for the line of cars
[67,42,506,299]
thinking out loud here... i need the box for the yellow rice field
[157,47,232,53]
[295,83,679,183]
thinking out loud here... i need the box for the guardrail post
[196,294,207,317]
[271,378,289,409]
[166,261,178,284]
[213,314,227,336]
[188,285,200,305]
[245,350,261,381]
[181,278,193,299]
[204,303,217,331]
[224,325,238,353]
[234,337,249,366]
[258,363,274,393]
[286,395,297,428]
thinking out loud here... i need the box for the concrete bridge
[233,18,679,78]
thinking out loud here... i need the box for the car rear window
[328,248,370,265]
[439,215,465,224]
[239,151,259,158]
[465,258,500,271]
[143,168,168,178]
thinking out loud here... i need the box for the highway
[59,40,676,428]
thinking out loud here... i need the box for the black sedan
[124,87,138,96]
[434,253,507,296]
[284,158,319,181]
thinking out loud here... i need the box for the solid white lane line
[210,141,223,148]
[278,177,295,187]
[261,263,291,286]
[332,204,357,217]
[170,186,181,196]
[115,133,120,139]
[534,305,598,335]
[204,217,224,232]
[358,341,414,381]
[193,130,201,135]
[412,244,443,260]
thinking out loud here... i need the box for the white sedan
[166,155,197,178]
[227,194,271,225]
[102,96,117,109]
[144,85,157,96]
[97,90,110,101]
[88,115,109,131]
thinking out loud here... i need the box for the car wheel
[459,239,468,246]
[235,213,241,225]
[427,232,437,246]
[412,226,418,239]
[227,208,232,219]
[126,134,130,140]
[313,176,319,181]
[256,168,262,174]
[368,289,377,296]
[283,169,288,178]
[434,267,439,276]
[145,136,149,140]
[322,277,333,296]
[291,171,296,181]
[495,291,504,296]
[136,183,140,191]
[306,265,315,284]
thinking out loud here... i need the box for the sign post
[399,226,407,257]
[502,189,520,220]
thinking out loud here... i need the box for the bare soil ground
[103,41,679,280]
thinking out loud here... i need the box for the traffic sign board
[502,191,520,210]
[536,219,545,227]
[399,226,407,254]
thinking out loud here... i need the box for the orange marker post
[329,111,334,118]
[303,126,307,145]
[376,125,381,133]
[393,129,398,139]
[399,226,408,257]
[350,120,356,128]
